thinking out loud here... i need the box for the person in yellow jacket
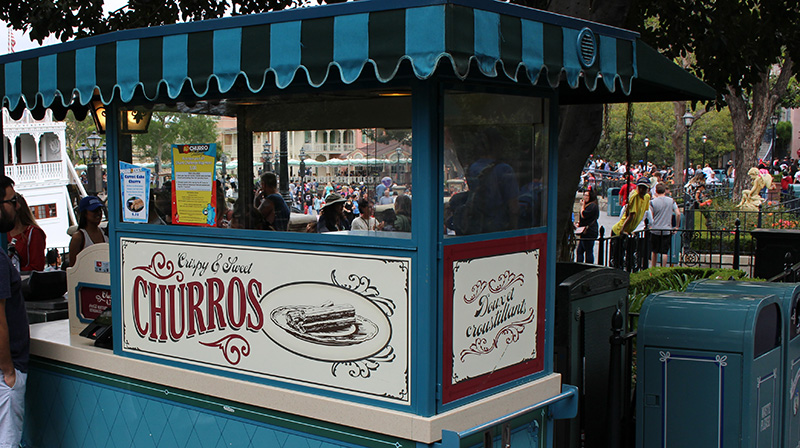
[610,177,651,267]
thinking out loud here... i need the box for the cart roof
[0,0,714,120]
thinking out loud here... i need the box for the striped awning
[0,0,714,120]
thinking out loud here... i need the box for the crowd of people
[209,173,412,234]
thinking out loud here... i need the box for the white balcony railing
[5,161,67,184]
[303,143,357,154]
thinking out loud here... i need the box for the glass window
[119,91,413,238]
[443,91,548,236]
[30,203,57,219]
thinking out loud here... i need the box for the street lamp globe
[682,112,694,129]
[87,131,102,151]
[771,114,779,126]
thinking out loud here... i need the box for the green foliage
[632,1,800,104]
[132,113,220,161]
[628,267,750,315]
[1,0,338,44]
[776,121,793,160]
[361,128,412,146]
[64,110,102,165]
[594,103,734,168]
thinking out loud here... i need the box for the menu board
[171,143,217,226]
[120,161,150,223]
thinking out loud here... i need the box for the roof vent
[577,28,597,68]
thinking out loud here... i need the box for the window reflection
[443,92,548,236]
[120,97,413,238]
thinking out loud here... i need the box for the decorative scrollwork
[199,335,251,365]
[715,355,728,367]
[330,270,395,316]
[330,345,395,378]
[682,250,700,266]
[659,351,671,362]
[488,270,525,294]
[463,280,487,304]
[132,252,184,281]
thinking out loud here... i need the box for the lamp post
[771,114,779,161]
[221,153,227,180]
[395,147,402,184]
[701,133,708,167]
[261,141,272,173]
[643,137,650,172]
[682,112,695,241]
[86,131,104,196]
[299,147,307,185]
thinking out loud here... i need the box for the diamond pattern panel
[21,367,367,448]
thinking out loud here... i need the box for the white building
[3,109,78,249]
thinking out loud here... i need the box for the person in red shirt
[618,175,636,207]
[6,194,46,272]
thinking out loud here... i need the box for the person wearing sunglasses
[0,174,30,447]
[68,196,108,267]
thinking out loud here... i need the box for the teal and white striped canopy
[0,0,714,120]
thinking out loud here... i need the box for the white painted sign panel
[451,249,539,384]
[121,238,411,403]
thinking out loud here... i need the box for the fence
[573,219,756,275]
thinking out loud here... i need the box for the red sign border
[442,234,547,404]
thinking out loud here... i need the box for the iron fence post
[733,218,740,270]
[598,226,606,266]
[758,203,763,228]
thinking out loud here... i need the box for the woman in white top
[68,196,108,267]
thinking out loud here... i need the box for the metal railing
[5,161,67,184]
[573,219,755,275]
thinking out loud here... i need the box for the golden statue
[737,167,773,210]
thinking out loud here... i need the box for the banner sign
[120,161,150,223]
[171,143,217,226]
[121,238,411,403]
[442,234,547,403]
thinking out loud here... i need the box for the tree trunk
[549,0,632,261]
[556,104,604,261]
[726,58,794,201]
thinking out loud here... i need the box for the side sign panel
[443,234,546,404]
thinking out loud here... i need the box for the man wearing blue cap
[0,175,29,446]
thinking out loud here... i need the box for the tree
[594,102,734,170]
[633,0,800,198]
[132,113,220,162]
[64,110,101,164]
[1,0,328,44]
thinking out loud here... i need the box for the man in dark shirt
[0,174,30,446]
[255,172,290,231]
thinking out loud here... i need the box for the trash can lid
[556,264,629,301]
[639,291,781,356]
[687,279,800,306]
[687,279,800,340]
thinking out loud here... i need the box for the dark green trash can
[554,262,629,448]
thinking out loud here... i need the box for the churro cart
[0,0,713,446]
